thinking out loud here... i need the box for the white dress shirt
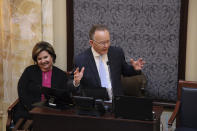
[91,47,112,100]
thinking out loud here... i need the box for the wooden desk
[30,106,163,131]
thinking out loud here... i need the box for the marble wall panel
[0,0,50,130]
[42,0,53,44]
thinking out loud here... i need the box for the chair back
[121,73,146,97]
[178,80,197,129]
[7,99,19,130]
[6,99,33,131]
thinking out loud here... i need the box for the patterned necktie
[99,55,108,88]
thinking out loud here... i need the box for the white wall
[185,0,197,81]
[53,0,67,71]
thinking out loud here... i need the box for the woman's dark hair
[32,41,56,63]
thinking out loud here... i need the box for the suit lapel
[107,47,114,88]
[86,48,101,87]
[108,47,113,66]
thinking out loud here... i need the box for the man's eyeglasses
[93,40,110,46]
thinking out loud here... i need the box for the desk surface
[30,106,163,131]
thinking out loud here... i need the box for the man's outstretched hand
[74,67,85,86]
[130,58,145,71]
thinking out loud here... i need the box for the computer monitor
[113,96,153,121]
[73,96,106,116]
[41,87,73,109]
[81,87,109,101]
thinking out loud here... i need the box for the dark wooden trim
[168,101,180,126]
[66,0,74,71]
[153,101,176,108]
[178,0,189,80]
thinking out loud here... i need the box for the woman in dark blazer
[14,41,71,123]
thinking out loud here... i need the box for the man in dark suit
[73,24,145,100]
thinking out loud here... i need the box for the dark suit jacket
[74,46,140,96]
[14,65,69,122]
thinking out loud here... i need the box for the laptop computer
[113,96,153,121]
